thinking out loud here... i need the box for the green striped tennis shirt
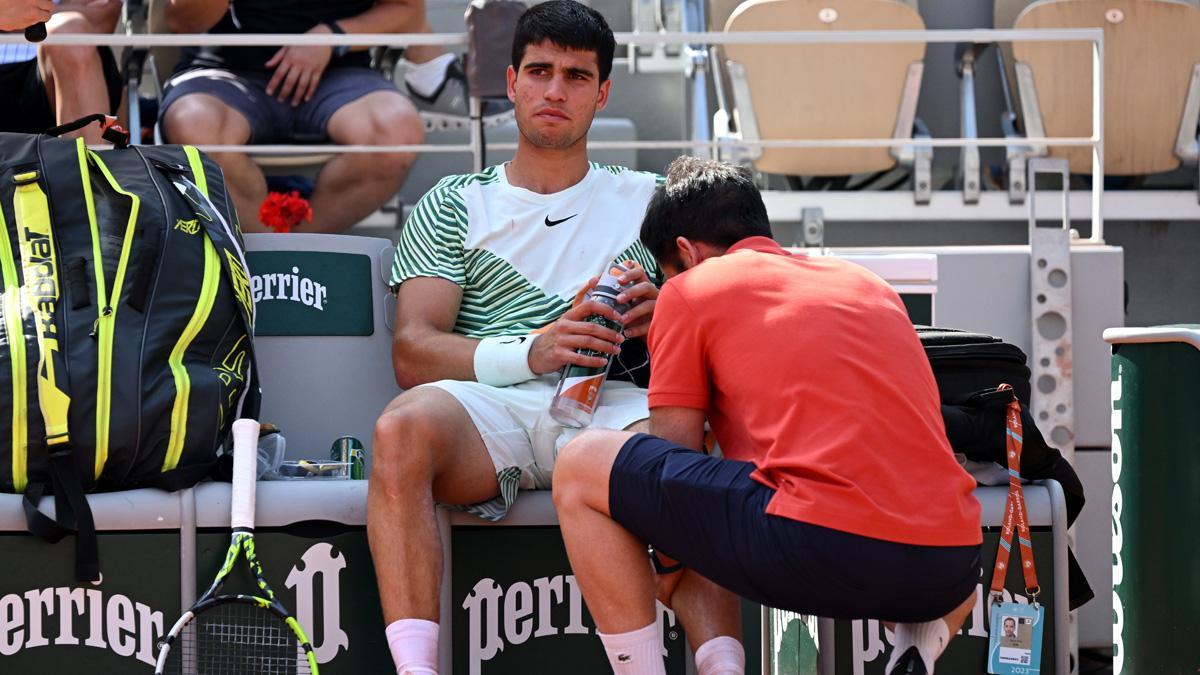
[390,163,663,338]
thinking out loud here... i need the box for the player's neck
[506,142,591,194]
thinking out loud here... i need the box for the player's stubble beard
[516,109,596,151]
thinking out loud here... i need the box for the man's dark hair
[640,156,773,268]
[512,0,616,82]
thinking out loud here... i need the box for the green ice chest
[1104,325,1200,675]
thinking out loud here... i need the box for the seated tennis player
[553,156,984,675]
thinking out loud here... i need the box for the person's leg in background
[395,0,454,99]
[161,89,269,232]
[553,430,744,675]
[392,0,511,126]
[311,88,422,232]
[38,0,123,145]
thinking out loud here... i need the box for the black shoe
[888,646,929,675]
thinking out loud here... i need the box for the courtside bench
[0,234,1070,673]
[0,481,1069,674]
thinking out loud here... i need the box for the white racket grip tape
[230,418,260,531]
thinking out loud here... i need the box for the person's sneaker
[403,55,514,133]
[888,646,929,675]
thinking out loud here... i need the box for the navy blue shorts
[161,66,402,144]
[608,434,981,622]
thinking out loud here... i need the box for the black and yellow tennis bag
[0,116,260,581]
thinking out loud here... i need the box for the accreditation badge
[987,601,1044,674]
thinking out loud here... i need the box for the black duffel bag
[918,326,1093,610]
[0,116,260,581]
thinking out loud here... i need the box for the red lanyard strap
[989,384,1041,604]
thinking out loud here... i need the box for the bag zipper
[0,191,28,491]
[83,151,141,481]
[161,146,222,472]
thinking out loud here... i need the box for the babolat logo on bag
[247,251,373,337]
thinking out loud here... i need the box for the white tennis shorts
[419,374,648,520]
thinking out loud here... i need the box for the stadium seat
[992,0,1200,198]
[243,233,401,461]
[713,0,934,202]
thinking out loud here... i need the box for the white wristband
[474,335,538,387]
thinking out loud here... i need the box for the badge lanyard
[986,385,1047,674]
[989,384,1040,605]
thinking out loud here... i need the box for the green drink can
[330,436,365,480]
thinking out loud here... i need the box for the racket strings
[164,602,311,674]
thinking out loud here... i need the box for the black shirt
[180,0,376,74]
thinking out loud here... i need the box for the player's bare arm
[332,0,424,36]
[393,277,626,389]
[0,0,53,31]
[263,0,418,105]
[49,0,119,28]
[391,277,480,389]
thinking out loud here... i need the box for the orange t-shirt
[646,237,981,546]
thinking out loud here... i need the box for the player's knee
[162,96,246,145]
[39,44,97,78]
[370,405,438,487]
[338,97,422,145]
[567,428,627,459]
[552,432,608,507]
[551,445,583,500]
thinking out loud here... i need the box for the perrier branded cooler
[1103,325,1200,675]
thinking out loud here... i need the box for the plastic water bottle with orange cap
[548,262,635,428]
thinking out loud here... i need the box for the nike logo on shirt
[544,214,578,227]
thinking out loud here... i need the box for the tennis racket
[154,418,318,674]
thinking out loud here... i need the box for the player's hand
[528,293,624,375]
[1,0,52,31]
[614,260,658,339]
[264,25,334,107]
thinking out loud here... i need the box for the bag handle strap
[41,115,131,148]
[23,452,101,582]
[14,161,101,582]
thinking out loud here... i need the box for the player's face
[1004,618,1016,636]
[508,41,611,151]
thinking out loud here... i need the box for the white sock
[403,53,457,98]
[695,635,745,675]
[597,622,666,675]
[885,620,950,674]
[385,618,439,675]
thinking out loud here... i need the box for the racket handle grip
[230,418,260,531]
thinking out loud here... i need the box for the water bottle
[549,263,634,428]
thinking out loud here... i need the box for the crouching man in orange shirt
[552,156,983,675]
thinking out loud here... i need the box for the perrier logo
[174,218,200,235]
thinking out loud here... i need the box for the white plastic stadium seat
[1006,0,1200,177]
[713,0,933,201]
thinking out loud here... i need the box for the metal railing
[0,27,1106,240]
